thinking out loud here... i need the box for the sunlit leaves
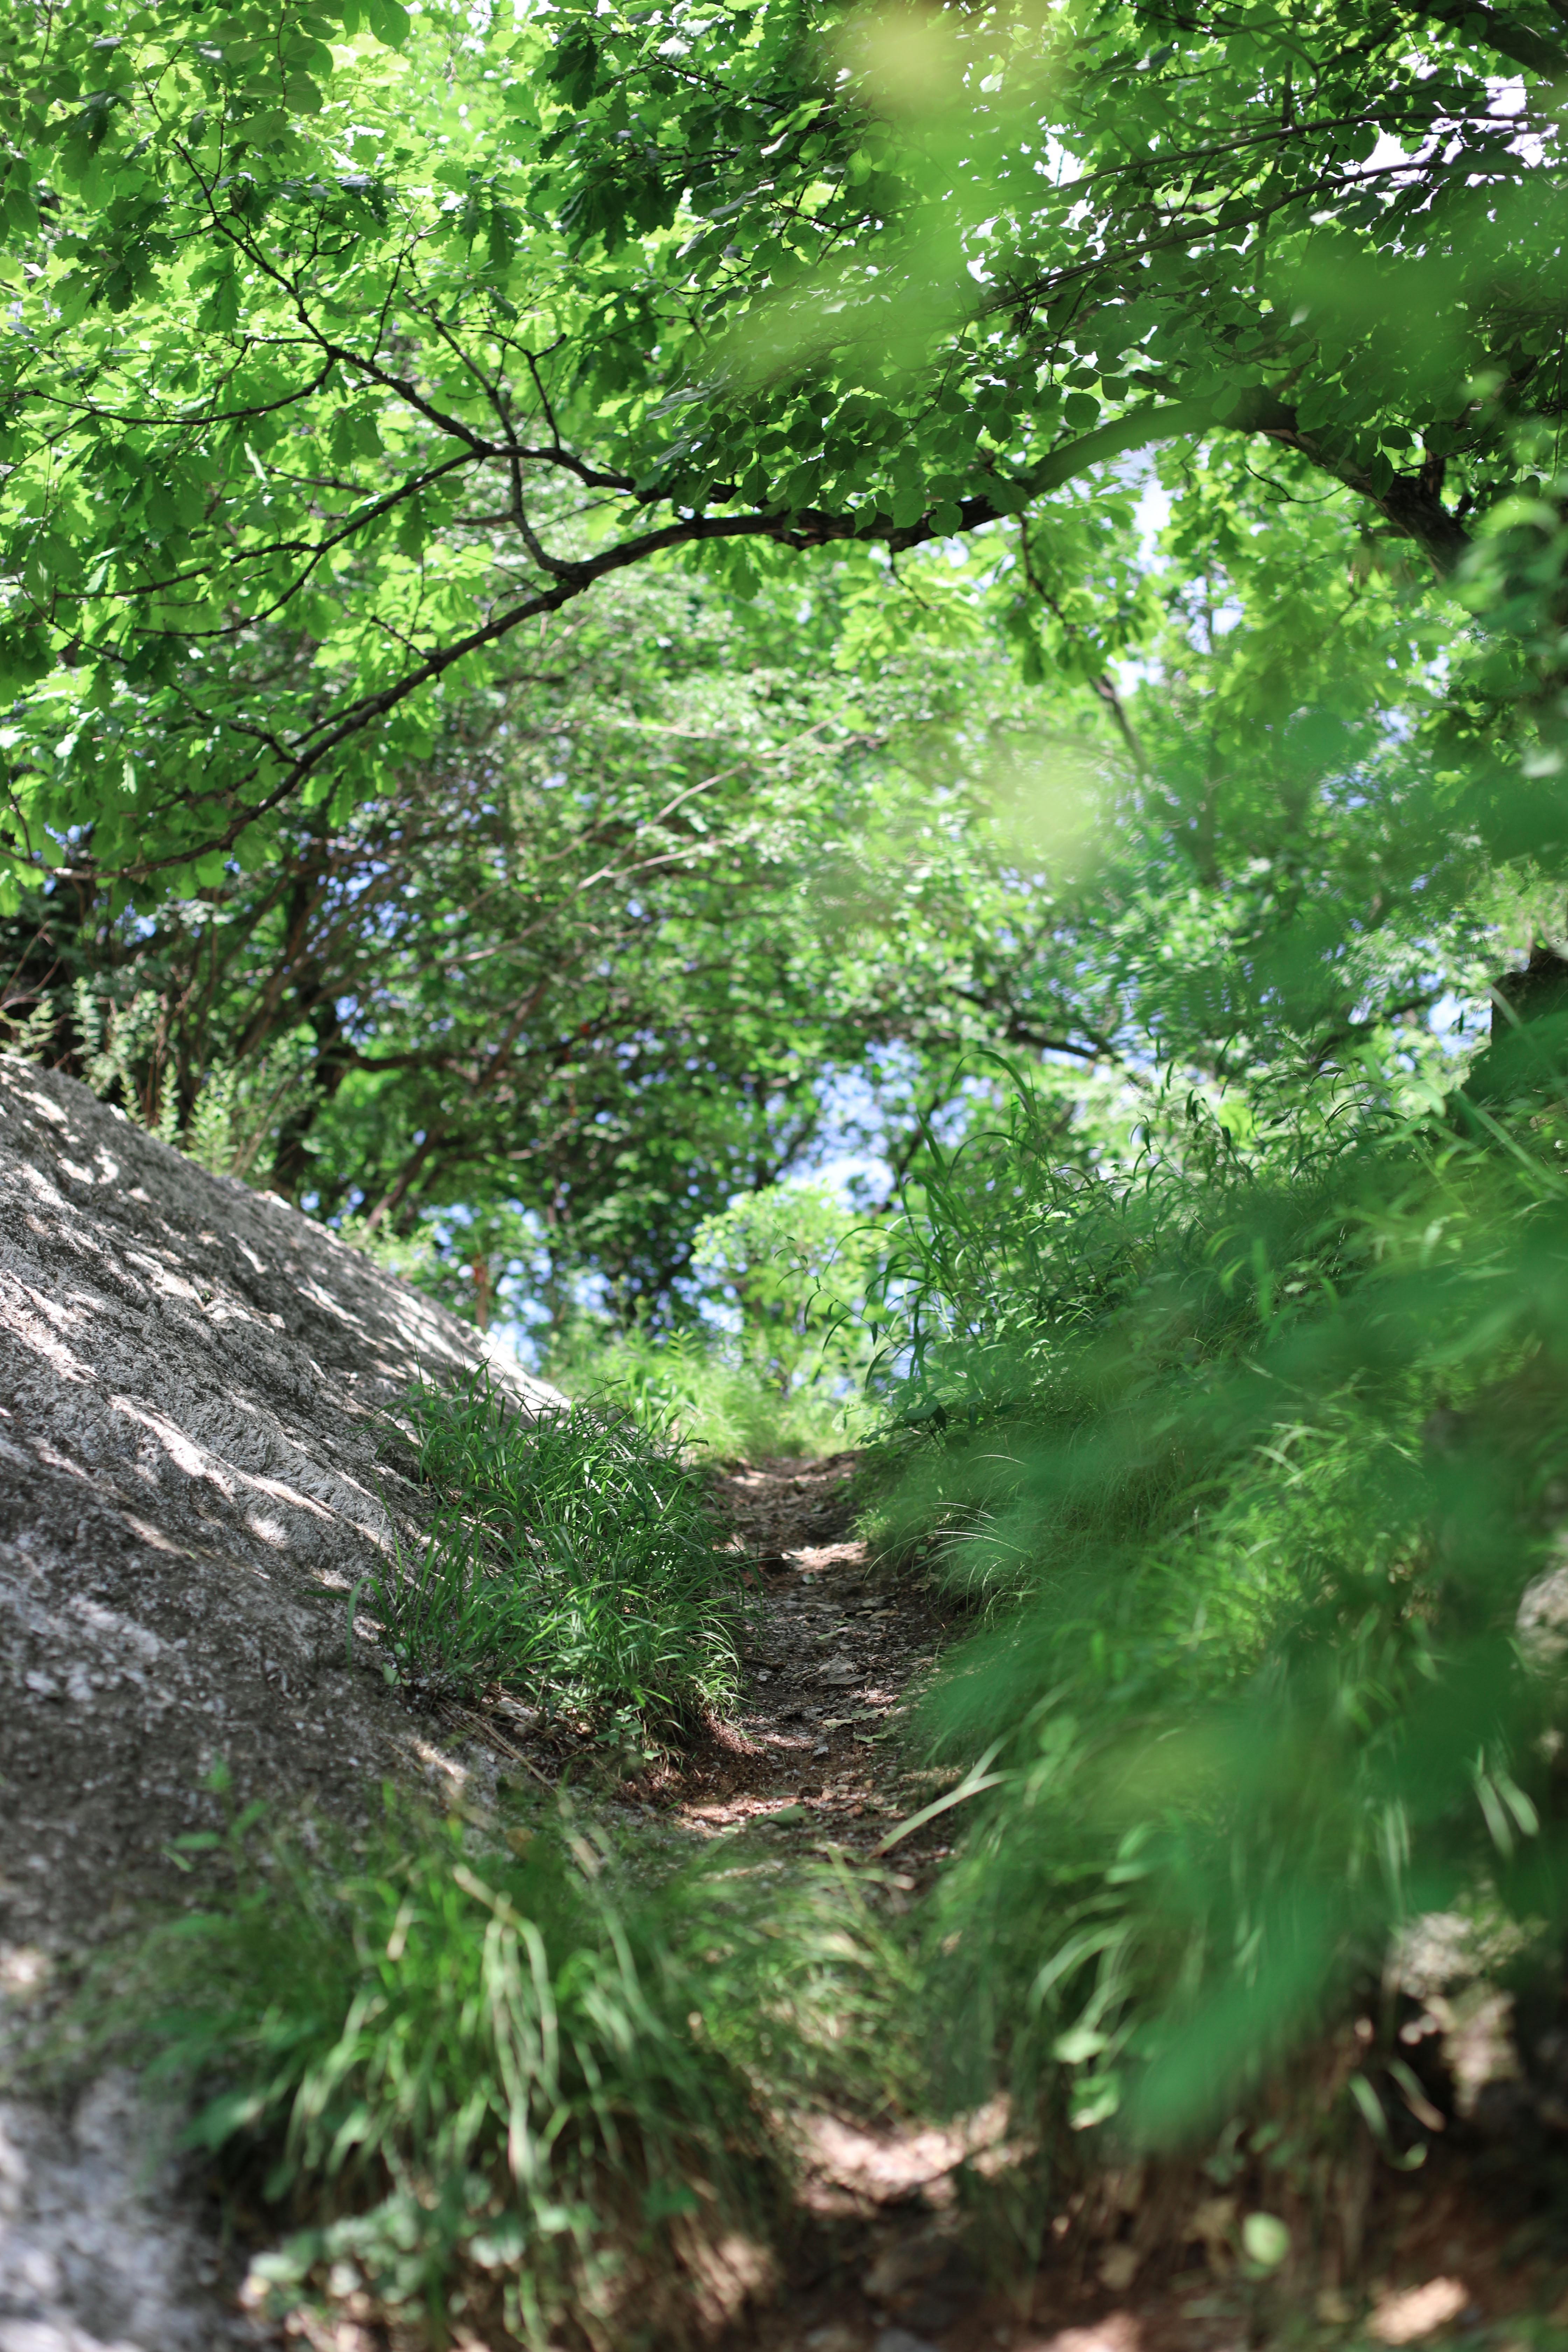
[1,0,1565,902]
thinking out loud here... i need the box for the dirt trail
[669,1453,961,1875]
[276,1455,1568,2352]
[632,1463,1548,2352]
[455,1451,966,1876]
[462,1449,1019,2347]
[674,1453,1018,2352]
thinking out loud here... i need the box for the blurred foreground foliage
[866,1028,1568,2149]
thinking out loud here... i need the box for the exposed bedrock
[0,1052,561,1948]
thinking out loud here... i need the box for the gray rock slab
[0,1055,568,2347]
[0,2072,261,2351]
[0,1053,563,1941]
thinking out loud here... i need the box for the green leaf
[1052,2024,1111,2063]
[1241,2213,1290,2270]
[366,0,410,48]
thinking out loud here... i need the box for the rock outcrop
[0,1054,561,1945]
[0,1055,568,2350]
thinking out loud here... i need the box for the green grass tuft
[122,1806,777,2348]
[366,1370,740,1732]
[104,1801,916,2350]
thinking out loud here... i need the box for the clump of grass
[365,1370,738,1731]
[99,1794,918,2352]
[120,1804,783,2350]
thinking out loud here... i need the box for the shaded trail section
[669,1453,962,1884]
[653,1463,1549,2352]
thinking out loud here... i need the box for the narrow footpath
[451,1457,1535,2352]
[675,1452,1026,2352]
[669,1452,963,1883]
[651,1460,1538,2352]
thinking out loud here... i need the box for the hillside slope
[0,1054,561,1948]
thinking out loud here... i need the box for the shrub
[552,1323,865,1462]
[543,1181,881,1464]
[873,1070,1568,2149]
[690,1180,878,1403]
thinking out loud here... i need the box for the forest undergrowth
[95,1040,1568,2349]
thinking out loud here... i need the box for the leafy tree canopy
[4,0,1566,899]
[3,466,1512,1322]
[0,547,1136,1302]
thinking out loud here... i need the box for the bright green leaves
[55,88,130,186]
[338,0,411,44]
[558,148,677,255]
[191,253,242,334]
[525,0,1562,584]
[329,403,385,465]
[0,4,520,883]
[2,0,1566,900]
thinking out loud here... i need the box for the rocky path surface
[669,1452,962,1880]
[0,1055,561,1951]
